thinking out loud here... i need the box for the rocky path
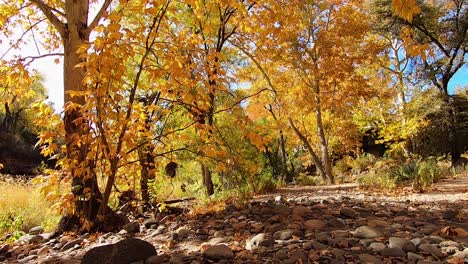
[0,174,467,264]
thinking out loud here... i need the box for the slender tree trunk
[138,147,155,204]
[201,163,214,195]
[442,94,461,162]
[312,84,334,184]
[279,130,291,182]
[288,117,328,182]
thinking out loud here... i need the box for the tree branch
[29,0,65,37]
[87,0,113,34]
[19,53,64,66]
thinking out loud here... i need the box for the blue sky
[448,65,468,93]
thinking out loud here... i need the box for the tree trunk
[201,163,214,195]
[61,26,106,230]
[138,147,155,204]
[288,117,328,182]
[313,88,334,184]
[279,131,289,181]
[442,94,461,163]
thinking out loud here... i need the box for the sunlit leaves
[391,0,420,22]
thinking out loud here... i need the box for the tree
[370,0,467,161]
[237,0,381,183]
[0,0,133,231]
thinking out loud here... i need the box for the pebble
[351,226,383,239]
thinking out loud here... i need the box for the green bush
[389,158,445,192]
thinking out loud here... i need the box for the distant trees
[369,0,468,161]
[0,68,49,174]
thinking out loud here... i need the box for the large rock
[81,238,156,264]
[203,245,234,260]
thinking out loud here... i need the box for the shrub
[389,158,445,192]
[349,153,377,174]
[358,172,397,190]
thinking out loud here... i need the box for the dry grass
[0,175,59,240]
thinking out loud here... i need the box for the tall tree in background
[370,0,467,161]
[239,0,381,183]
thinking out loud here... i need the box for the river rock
[351,226,382,239]
[273,229,303,240]
[388,237,410,249]
[340,207,357,218]
[359,253,383,264]
[304,219,325,230]
[143,219,158,229]
[203,245,234,260]
[245,233,274,250]
[418,244,445,258]
[81,238,157,264]
[292,206,312,218]
[123,221,140,233]
[381,247,406,257]
[29,226,44,235]
[369,242,386,252]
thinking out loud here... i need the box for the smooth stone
[61,238,83,251]
[143,219,158,229]
[453,250,468,258]
[439,240,459,247]
[381,247,406,257]
[418,244,445,258]
[17,234,43,244]
[245,233,274,250]
[123,222,140,233]
[203,245,234,260]
[0,244,10,254]
[311,241,328,250]
[359,253,383,264]
[292,206,312,217]
[388,237,410,249]
[81,238,157,264]
[411,238,422,246]
[204,237,229,246]
[351,226,383,239]
[340,207,357,218]
[168,255,184,264]
[407,252,424,260]
[19,255,38,263]
[273,229,303,240]
[29,226,44,235]
[327,218,346,228]
[304,220,326,230]
[369,242,386,252]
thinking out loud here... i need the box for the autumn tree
[237,0,381,183]
[370,0,467,162]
